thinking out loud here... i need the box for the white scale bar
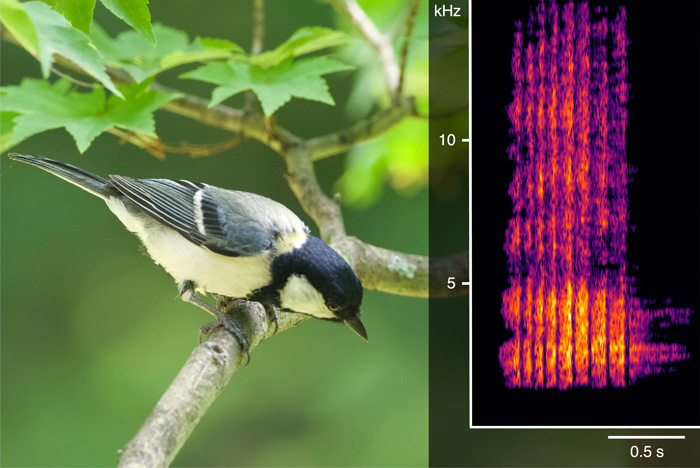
[608,436,685,440]
[462,138,470,142]
[462,281,470,286]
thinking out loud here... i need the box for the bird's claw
[199,321,222,344]
[264,303,280,335]
[220,313,251,365]
[198,316,251,366]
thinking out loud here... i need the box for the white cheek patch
[280,274,334,319]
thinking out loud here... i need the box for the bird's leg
[263,303,280,335]
[179,281,251,364]
[214,294,235,312]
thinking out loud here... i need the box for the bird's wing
[109,176,308,257]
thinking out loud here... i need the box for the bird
[8,153,366,360]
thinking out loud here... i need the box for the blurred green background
[1,1,428,466]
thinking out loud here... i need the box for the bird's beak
[345,314,368,341]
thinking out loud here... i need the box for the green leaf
[91,23,243,83]
[98,0,154,43]
[1,111,23,152]
[47,0,96,34]
[22,1,122,98]
[251,26,351,68]
[0,79,180,152]
[182,56,353,116]
[161,38,243,72]
[0,0,40,56]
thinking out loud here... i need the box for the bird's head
[272,235,366,340]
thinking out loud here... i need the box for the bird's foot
[180,284,250,365]
[199,321,222,344]
[263,303,280,335]
[220,313,251,365]
[198,316,251,365]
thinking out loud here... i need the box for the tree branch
[307,96,416,161]
[398,0,421,95]
[118,301,308,467]
[328,0,400,100]
[108,128,242,159]
[284,146,347,242]
[155,83,416,162]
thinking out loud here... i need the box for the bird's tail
[8,153,115,200]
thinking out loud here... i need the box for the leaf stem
[50,66,98,88]
[108,128,242,159]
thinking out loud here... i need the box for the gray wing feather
[109,176,308,257]
[200,187,309,256]
[110,176,206,243]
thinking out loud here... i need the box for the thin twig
[245,0,265,113]
[307,96,415,161]
[50,66,98,88]
[108,129,167,159]
[416,104,469,120]
[329,0,400,99]
[251,0,264,55]
[398,0,421,95]
[388,1,411,39]
[108,128,242,159]
[164,137,243,157]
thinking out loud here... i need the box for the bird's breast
[106,197,273,297]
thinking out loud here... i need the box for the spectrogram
[498,1,694,389]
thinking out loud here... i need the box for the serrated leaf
[48,0,96,34]
[0,79,180,152]
[99,0,154,43]
[22,1,122,98]
[0,0,40,56]
[91,23,243,82]
[251,26,351,68]
[182,56,353,116]
[1,111,23,152]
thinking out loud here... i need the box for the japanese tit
[9,153,366,356]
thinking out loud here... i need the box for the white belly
[106,197,272,296]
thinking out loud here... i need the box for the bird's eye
[328,302,340,312]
